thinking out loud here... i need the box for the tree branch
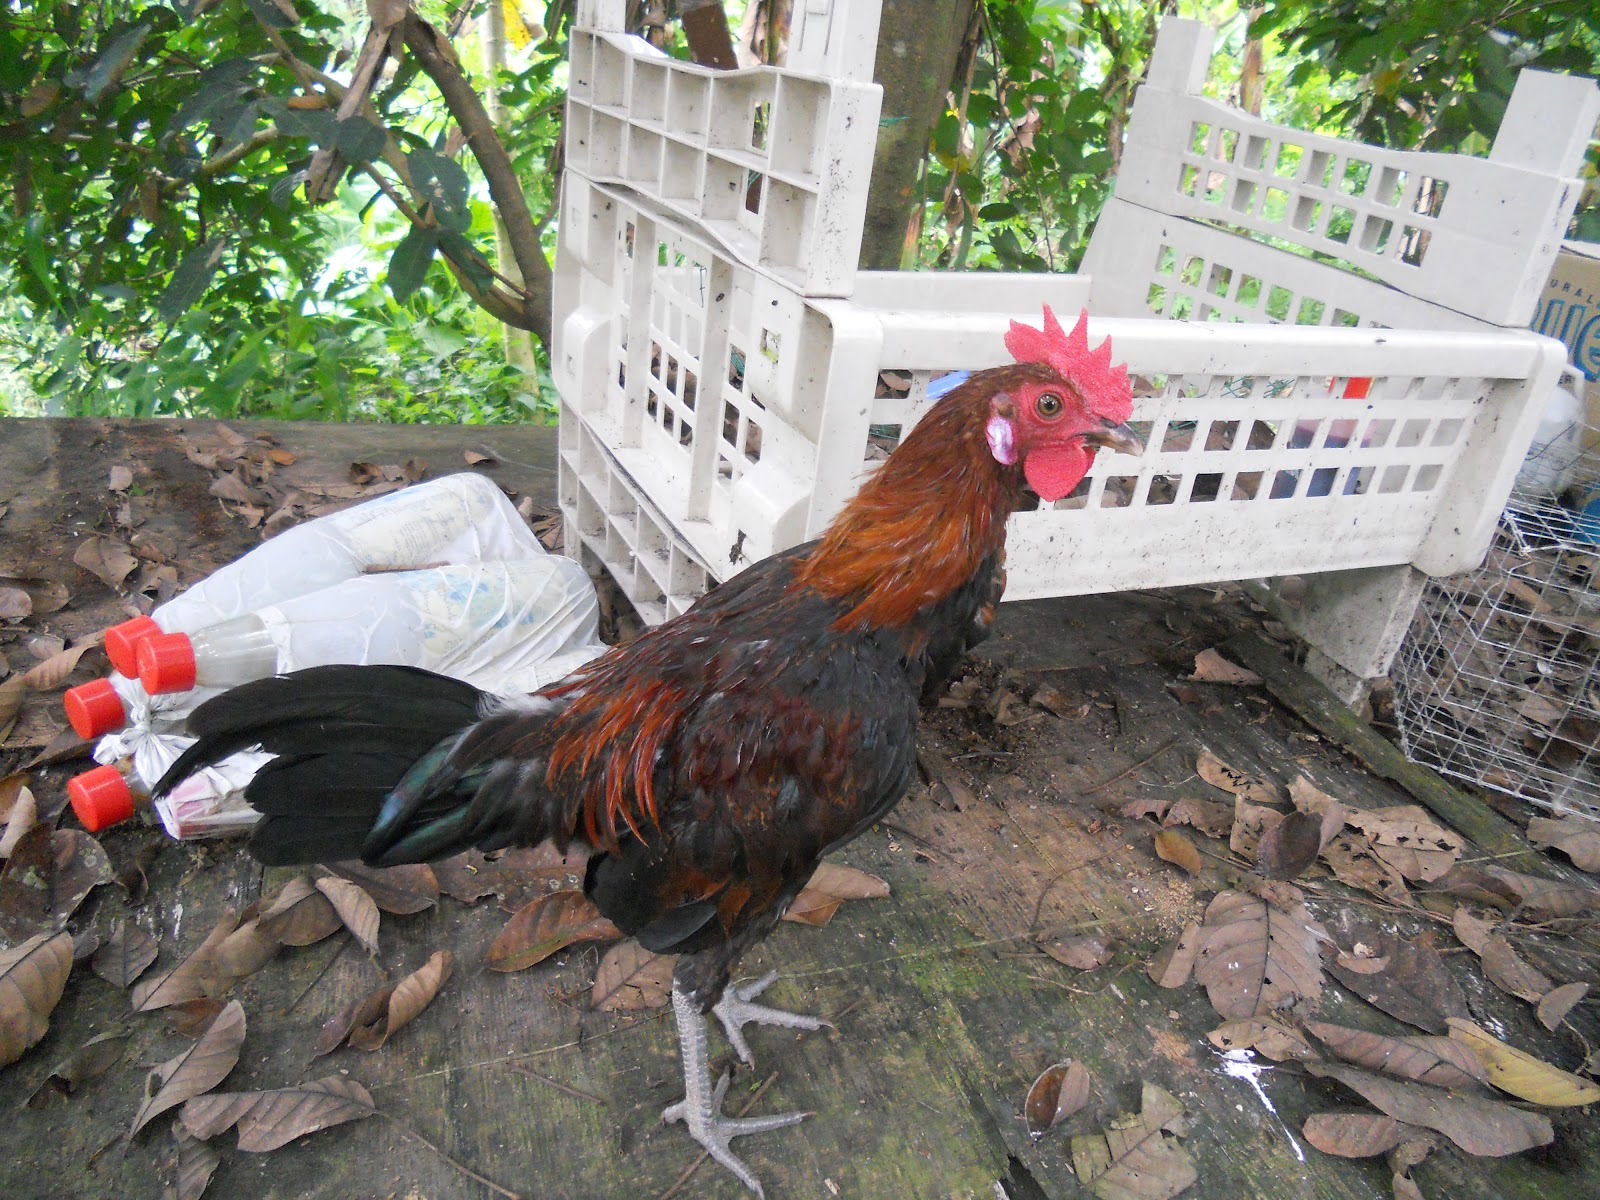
[399,10,552,345]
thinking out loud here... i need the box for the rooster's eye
[1035,392,1064,419]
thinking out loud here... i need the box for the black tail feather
[153,665,486,868]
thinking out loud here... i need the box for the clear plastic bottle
[137,557,601,695]
[64,673,221,739]
[98,472,548,674]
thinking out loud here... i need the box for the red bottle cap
[63,678,129,738]
[105,615,162,677]
[68,765,136,831]
[137,632,198,694]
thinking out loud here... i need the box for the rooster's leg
[662,984,810,1197]
[713,970,830,1065]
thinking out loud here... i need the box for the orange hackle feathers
[1004,306,1132,424]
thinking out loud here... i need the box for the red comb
[1004,305,1133,424]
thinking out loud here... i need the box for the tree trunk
[859,0,976,270]
[1240,7,1265,116]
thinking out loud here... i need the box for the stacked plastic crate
[552,2,1598,705]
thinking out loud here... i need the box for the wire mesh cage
[1393,415,1600,816]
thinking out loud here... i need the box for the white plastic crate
[558,406,715,624]
[564,2,881,296]
[554,177,1566,599]
[1086,19,1597,329]
[551,11,1599,694]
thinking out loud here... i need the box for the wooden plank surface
[1,418,1596,1200]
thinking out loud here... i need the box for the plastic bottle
[96,472,550,674]
[68,757,267,839]
[136,557,600,695]
[63,673,221,739]
[1515,366,1587,497]
[68,763,151,832]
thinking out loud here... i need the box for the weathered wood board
[1,418,1596,1200]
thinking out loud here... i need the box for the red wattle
[1024,444,1091,502]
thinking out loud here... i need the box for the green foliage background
[1,0,1595,423]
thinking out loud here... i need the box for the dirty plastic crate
[551,11,1597,694]
[565,2,881,296]
[555,178,1567,601]
[558,407,715,625]
[1392,430,1600,816]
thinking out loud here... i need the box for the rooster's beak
[1082,420,1144,458]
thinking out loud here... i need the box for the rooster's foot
[667,984,811,1197]
[713,970,830,1065]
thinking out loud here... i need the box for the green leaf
[334,116,388,166]
[243,0,299,29]
[437,229,496,293]
[22,213,58,304]
[165,59,258,138]
[67,23,152,103]
[410,149,472,232]
[388,226,439,301]
[158,238,228,323]
[978,202,1017,220]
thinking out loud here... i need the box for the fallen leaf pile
[1125,743,1600,1199]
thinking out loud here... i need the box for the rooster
[154,306,1140,1195]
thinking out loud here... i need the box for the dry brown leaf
[181,1075,376,1151]
[0,826,112,942]
[171,1121,221,1200]
[1288,777,1347,851]
[1229,796,1283,860]
[1477,866,1599,919]
[108,465,134,492]
[0,772,29,822]
[1163,796,1233,839]
[1302,1112,1407,1158]
[1446,1019,1600,1106]
[73,537,138,589]
[1198,749,1281,805]
[211,918,280,983]
[1327,935,1467,1035]
[1320,832,1413,906]
[487,891,619,972]
[0,931,72,1067]
[1070,1081,1196,1200]
[1149,924,1202,989]
[1449,907,1494,955]
[1194,889,1324,1020]
[20,638,100,691]
[257,877,341,946]
[130,1000,246,1136]
[783,862,890,927]
[1480,938,1554,1005]
[1346,809,1462,883]
[0,585,30,620]
[133,909,239,1011]
[326,861,438,914]
[1206,1018,1315,1061]
[315,875,381,956]
[166,997,228,1039]
[0,578,69,616]
[431,849,501,903]
[1307,1062,1551,1156]
[1025,1060,1090,1140]
[1537,981,1588,1031]
[1153,828,1204,876]
[1305,1022,1489,1089]
[27,1030,129,1109]
[592,940,675,1011]
[1256,810,1323,880]
[0,784,37,858]
[1040,932,1115,971]
[463,449,496,465]
[1122,798,1170,823]
[1189,648,1262,686]
[1526,816,1600,875]
[92,921,159,989]
[0,676,24,743]
[345,950,453,1052]
[314,987,392,1058]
